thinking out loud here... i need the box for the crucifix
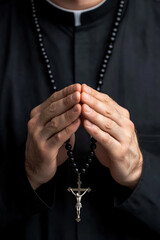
[67,173,91,222]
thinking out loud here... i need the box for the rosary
[30,0,125,222]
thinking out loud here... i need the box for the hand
[25,84,81,190]
[81,84,143,189]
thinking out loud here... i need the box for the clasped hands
[25,84,143,190]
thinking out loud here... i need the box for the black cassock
[0,0,160,239]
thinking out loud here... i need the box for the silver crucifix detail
[67,173,91,222]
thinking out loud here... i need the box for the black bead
[45,58,49,63]
[90,151,95,157]
[99,73,104,78]
[67,150,73,157]
[85,163,90,168]
[74,168,79,174]
[81,168,86,174]
[65,143,72,150]
[90,137,97,143]
[51,79,55,83]
[117,12,122,16]
[115,22,119,27]
[96,86,101,92]
[91,143,96,150]
[70,157,75,163]
[116,17,121,22]
[87,157,92,163]
[109,44,113,49]
[113,28,118,32]
[72,163,77,168]
[110,37,115,42]
[98,80,103,85]
[105,55,110,59]
[107,50,112,55]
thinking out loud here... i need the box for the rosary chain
[30,0,125,175]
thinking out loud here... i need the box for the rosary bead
[101,68,105,73]
[67,151,74,157]
[72,162,77,168]
[115,22,119,27]
[85,163,90,169]
[96,86,101,92]
[90,137,97,143]
[89,151,95,157]
[87,157,92,163]
[110,37,115,42]
[107,50,112,55]
[74,168,79,174]
[109,44,113,49]
[53,86,57,91]
[116,17,121,22]
[69,157,75,163]
[90,143,96,150]
[81,168,86,174]
[105,55,110,59]
[98,80,103,85]
[31,0,125,176]
[117,12,122,16]
[113,27,118,32]
[51,79,55,83]
[65,143,72,150]
[112,32,116,37]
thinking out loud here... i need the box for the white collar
[46,0,107,26]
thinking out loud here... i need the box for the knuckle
[104,119,114,130]
[48,102,56,113]
[50,92,56,102]
[55,132,62,142]
[64,126,71,136]
[30,106,38,118]
[27,118,36,133]
[50,119,58,130]
[123,108,130,118]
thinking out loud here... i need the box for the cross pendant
[67,173,91,222]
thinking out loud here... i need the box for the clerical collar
[46,0,107,26]
[36,0,123,26]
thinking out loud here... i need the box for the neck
[49,0,105,10]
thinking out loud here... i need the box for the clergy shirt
[46,0,107,26]
[0,0,160,239]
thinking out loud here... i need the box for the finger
[81,92,124,127]
[83,119,120,156]
[30,84,81,117]
[81,84,130,118]
[40,104,81,140]
[47,118,81,150]
[82,104,125,142]
[39,91,81,126]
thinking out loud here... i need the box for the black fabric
[0,0,160,239]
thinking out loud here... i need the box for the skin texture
[49,0,105,10]
[25,83,143,190]
[25,0,143,190]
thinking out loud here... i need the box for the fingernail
[85,105,91,113]
[86,120,92,127]
[85,85,91,94]
[72,93,77,100]
[73,105,79,112]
